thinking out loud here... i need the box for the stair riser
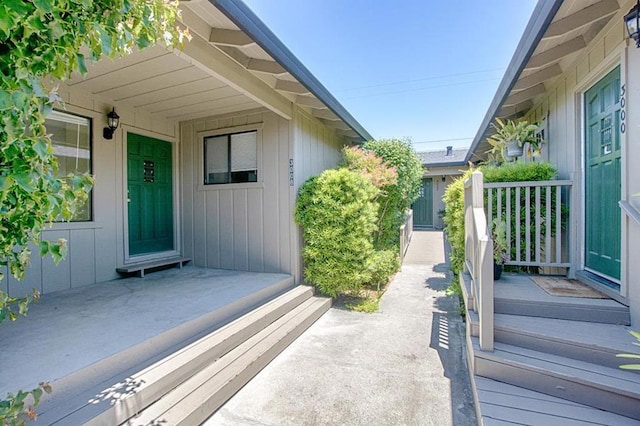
[180,299,331,425]
[474,356,640,420]
[85,286,313,426]
[495,299,630,325]
[494,328,624,370]
[145,298,331,425]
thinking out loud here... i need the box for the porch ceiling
[468,0,628,163]
[61,0,370,142]
[65,45,262,122]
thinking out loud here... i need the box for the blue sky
[242,0,538,152]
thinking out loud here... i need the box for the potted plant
[491,218,509,280]
[487,118,541,161]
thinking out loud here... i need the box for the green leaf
[76,53,88,75]
[13,174,34,193]
[0,308,6,323]
[620,364,640,370]
[32,0,53,14]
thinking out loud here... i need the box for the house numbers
[620,83,627,135]
[143,160,155,183]
[289,158,294,186]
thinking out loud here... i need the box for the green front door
[413,178,433,227]
[128,133,174,256]
[584,66,621,282]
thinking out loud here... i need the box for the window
[204,131,257,184]
[45,110,92,221]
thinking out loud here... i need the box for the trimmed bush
[442,161,560,277]
[295,169,379,297]
[361,139,423,250]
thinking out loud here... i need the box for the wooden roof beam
[247,58,286,74]
[209,28,254,47]
[296,95,326,109]
[275,79,309,94]
[525,36,586,70]
[503,84,546,107]
[543,0,619,39]
[497,100,534,119]
[512,64,562,92]
[312,108,340,121]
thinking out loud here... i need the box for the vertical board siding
[291,109,346,281]
[181,110,295,274]
[70,228,96,288]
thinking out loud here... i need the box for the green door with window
[584,66,621,281]
[413,178,433,227]
[128,133,174,256]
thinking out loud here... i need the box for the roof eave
[464,0,564,163]
[209,0,373,142]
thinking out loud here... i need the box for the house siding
[520,3,640,325]
[5,84,180,298]
[291,108,347,282]
[180,110,293,275]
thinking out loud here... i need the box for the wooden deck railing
[464,172,494,351]
[400,209,414,260]
[485,180,572,269]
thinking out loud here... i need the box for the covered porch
[0,267,293,418]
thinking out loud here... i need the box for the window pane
[204,135,229,184]
[231,132,257,172]
[45,111,92,221]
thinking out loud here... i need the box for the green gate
[584,66,621,282]
[127,133,174,256]
[413,178,433,228]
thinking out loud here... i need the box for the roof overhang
[465,0,625,163]
[62,0,372,143]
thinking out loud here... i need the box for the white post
[478,237,494,351]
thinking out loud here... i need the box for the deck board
[475,377,640,426]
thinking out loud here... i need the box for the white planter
[506,139,523,157]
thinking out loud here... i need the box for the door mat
[530,276,608,298]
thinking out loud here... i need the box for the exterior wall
[180,109,293,276]
[520,3,640,324]
[292,108,347,282]
[3,84,179,298]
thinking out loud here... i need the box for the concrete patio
[0,266,293,415]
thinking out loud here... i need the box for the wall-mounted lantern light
[625,0,640,48]
[103,108,120,140]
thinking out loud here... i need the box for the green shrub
[295,169,379,297]
[368,249,400,291]
[361,139,423,250]
[442,161,561,276]
[442,168,475,275]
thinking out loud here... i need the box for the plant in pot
[491,218,509,280]
[487,118,540,162]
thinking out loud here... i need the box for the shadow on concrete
[425,275,450,291]
[429,293,477,425]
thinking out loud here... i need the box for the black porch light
[103,108,120,140]
[624,0,640,48]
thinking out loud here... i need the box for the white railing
[620,200,640,228]
[485,180,572,268]
[400,209,414,260]
[464,172,494,351]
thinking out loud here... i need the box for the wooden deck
[461,271,640,424]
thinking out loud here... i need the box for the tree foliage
[1,0,189,422]
[361,138,423,249]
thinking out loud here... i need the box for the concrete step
[129,296,331,425]
[466,311,637,369]
[471,337,640,420]
[81,285,314,426]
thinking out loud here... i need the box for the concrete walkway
[207,230,477,425]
